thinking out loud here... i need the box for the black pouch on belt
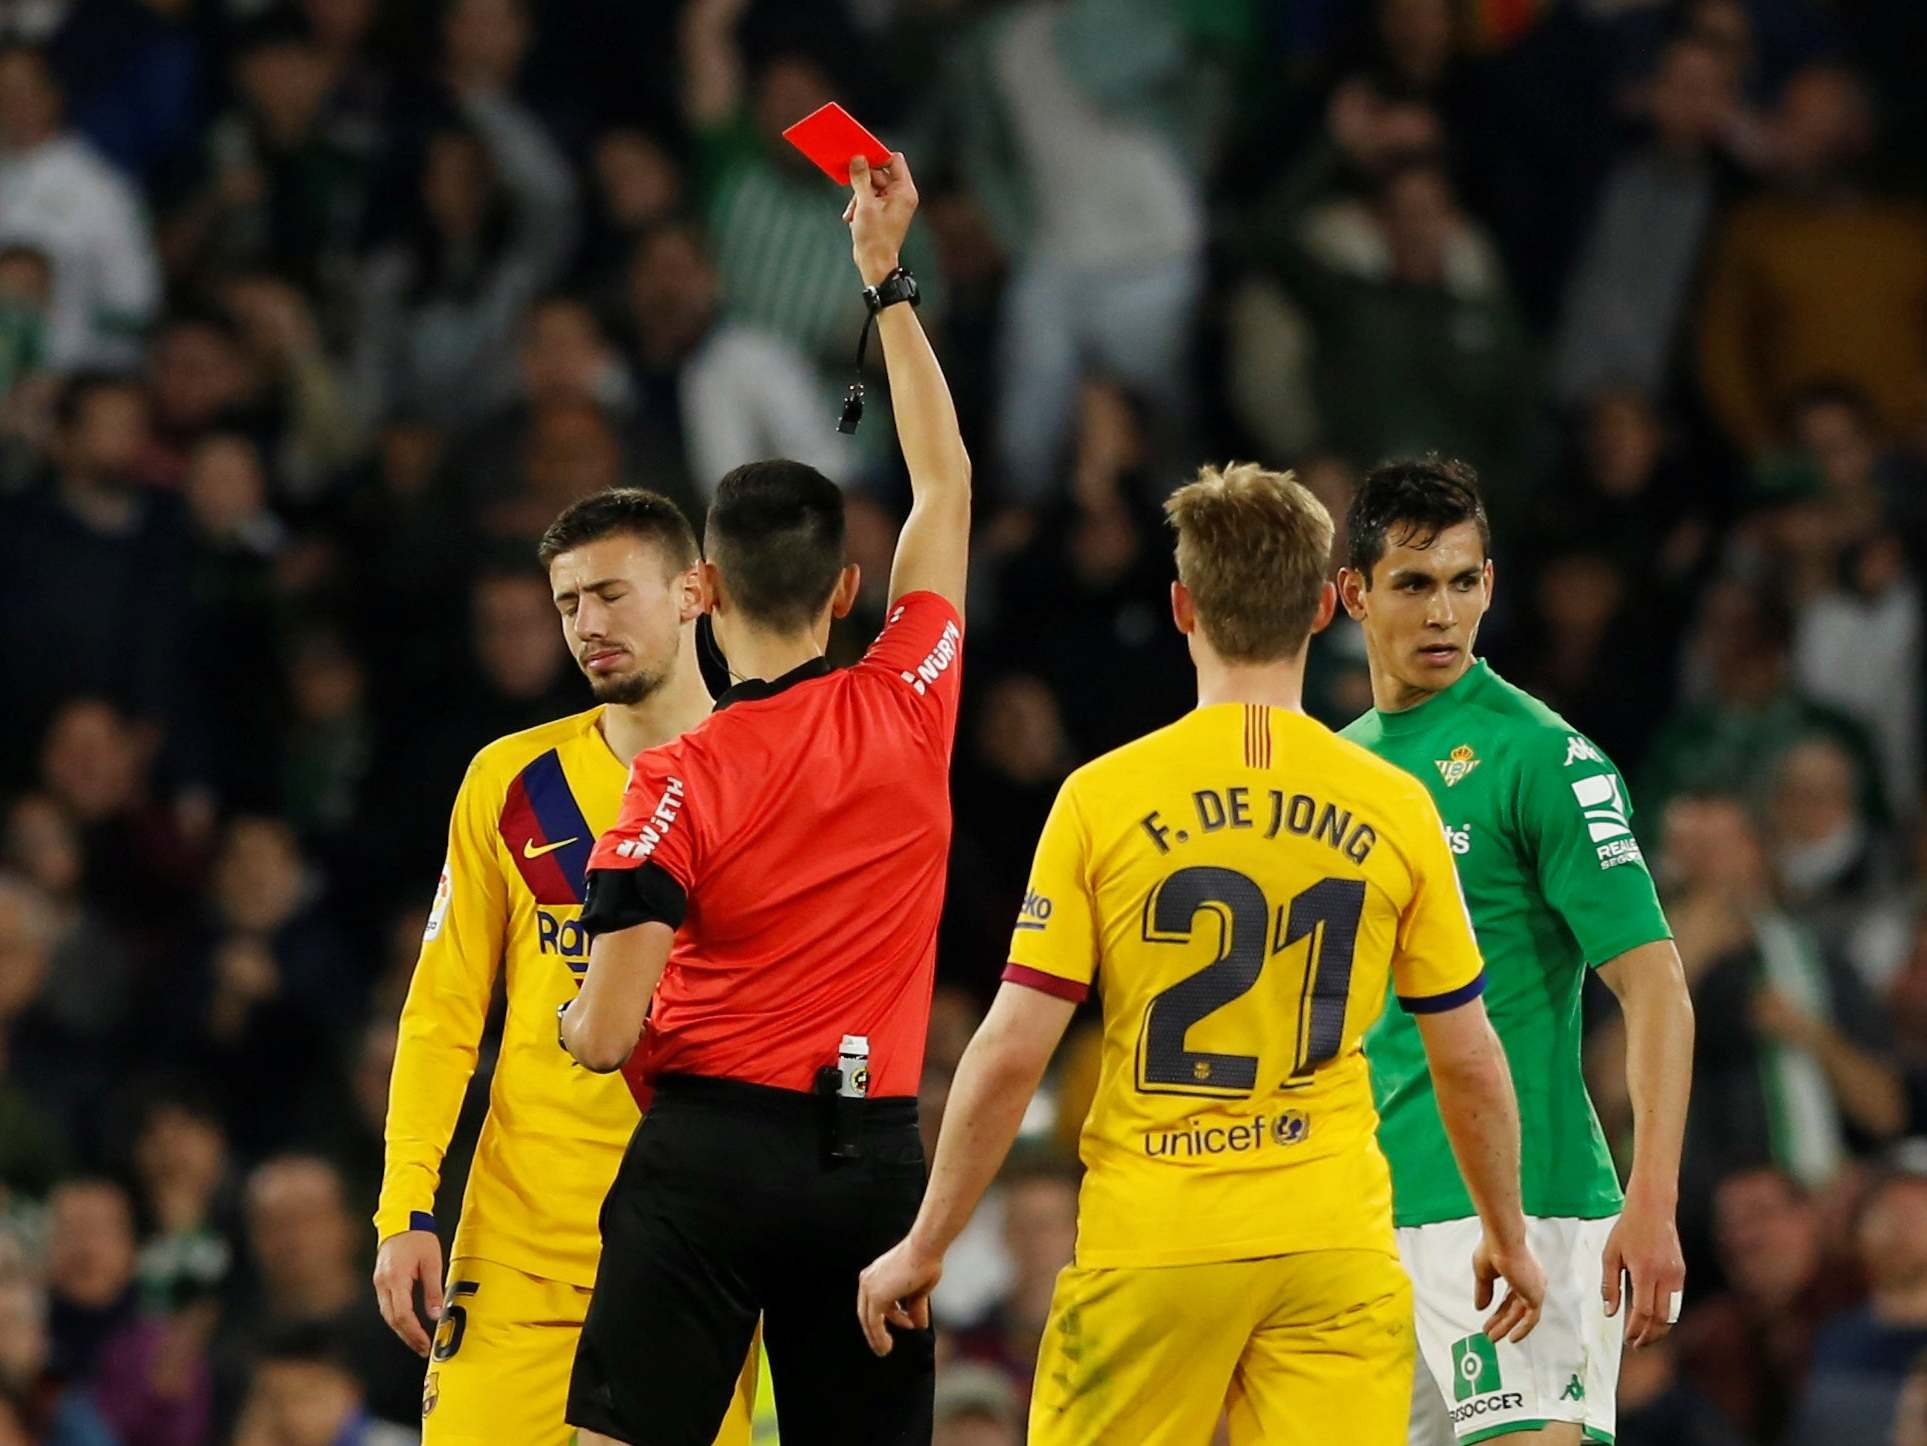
[813,1065,866,1162]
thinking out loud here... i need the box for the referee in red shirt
[558,150,966,1446]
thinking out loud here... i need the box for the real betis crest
[1436,744,1481,788]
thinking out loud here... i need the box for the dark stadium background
[2,0,1926,1441]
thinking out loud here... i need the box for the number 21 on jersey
[1134,866,1365,1099]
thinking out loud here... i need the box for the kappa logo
[1564,735,1605,768]
[1561,1374,1586,1402]
[1436,744,1481,788]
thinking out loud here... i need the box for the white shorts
[1399,1214,1621,1445]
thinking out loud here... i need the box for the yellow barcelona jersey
[1006,703,1484,1269]
[377,708,639,1287]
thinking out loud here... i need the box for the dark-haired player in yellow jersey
[373,489,756,1444]
[860,464,1546,1445]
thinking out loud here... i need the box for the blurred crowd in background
[2,0,1927,1441]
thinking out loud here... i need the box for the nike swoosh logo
[523,837,580,860]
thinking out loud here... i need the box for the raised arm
[679,0,752,130]
[846,152,971,615]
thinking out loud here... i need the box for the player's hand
[1603,1199,1685,1349]
[856,1236,941,1357]
[373,1229,445,1358]
[844,151,919,288]
[1473,1234,1545,1344]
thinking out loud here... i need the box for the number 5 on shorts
[431,1280,480,1362]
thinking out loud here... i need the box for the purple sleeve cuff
[1398,971,1487,1015]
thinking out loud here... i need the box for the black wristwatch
[861,267,920,315]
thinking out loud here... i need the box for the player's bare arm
[561,920,674,1073]
[1415,999,1547,1342]
[856,982,1076,1356]
[1595,940,1693,1348]
[845,151,972,616]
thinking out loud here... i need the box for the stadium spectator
[0,376,191,776]
[0,44,160,370]
[42,0,203,191]
[0,879,69,1197]
[1553,33,1748,405]
[166,14,368,312]
[1244,151,1535,508]
[34,698,206,948]
[226,1157,416,1430]
[1698,63,1927,457]
[157,817,353,1157]
[1643,580,1884,828]
[1791,526,1922,817]
[577,128,683,304]
[622,219,842,503]
[1653,793,1901,1211]
[949,1153,1080,1404]
[1767,737,1908,977]
[1616,1338,1749,1446]
[942,673,1075,995]
[45,1177,211,1445]
[1,795,133,1055]
[991,378,1192,754]
[677,0,942,372]
[232,1319,414,1446]
[353,95,576,427]
[1788,1152,1927,1446]
[448,294,645,526]
[931,0,1215,505]
[0,1251,117,1446]
[932,1362,1023,1446]
[128,1087,236,1318]
[1675,1165,1864,1443]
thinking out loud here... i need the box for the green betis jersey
[1340,660,1671,1226]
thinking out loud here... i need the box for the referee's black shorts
[567,1073,935,1446]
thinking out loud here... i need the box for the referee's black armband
[581,863,688,937]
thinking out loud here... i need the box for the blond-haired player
[859,463,1546,1444]
[373,489,755,1444]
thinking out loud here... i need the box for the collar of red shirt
[713,655,834,711]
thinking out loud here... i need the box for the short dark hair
[1345,456,1491,581]
[0,242,51,277]
[258,1317,354,1374]
[706,460,845,632]
[536,487,699,572]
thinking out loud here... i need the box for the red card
[782,102,891,187]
